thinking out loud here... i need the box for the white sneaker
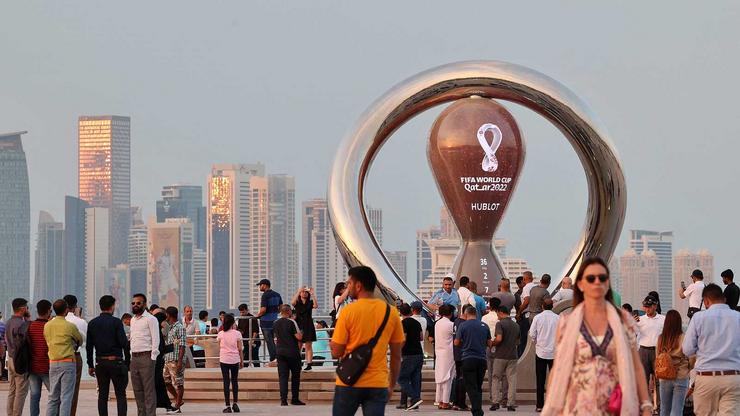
[406,399,423,411]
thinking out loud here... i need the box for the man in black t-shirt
[237,304,261,367]
[721,269,740,311]
[397,304,424,411]
[273,304,305,406]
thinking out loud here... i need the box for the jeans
[659,378,688,416]
[29,372,50,416]
[95,360,129,416]
[262,327,276,361]
[517,317,530,358]
[243,342,261,367]
[639,347,659,407]
[71,353,82,416]
[333,386,388,416]
[277,355,301,402]
[462,358,487,416]
[48,361,77,416]
[220,363,239,405]
[451,360,466,407]
[535,356,553,409]
[398,354,423,401]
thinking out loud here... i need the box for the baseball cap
[642,296,657,307]
[256,278,271,286]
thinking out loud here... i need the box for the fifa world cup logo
[428,97,525,295]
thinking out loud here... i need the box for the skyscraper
[630,230,673,309]
[301,198,347,313]
[34,211,64,302]
[367,206,383,247]
[64,196,89,306]
[268,175,298,298]
[84,207,111,318]
[385,250,408,281]
[673,249,714,316]
[78,115,131,267]
[156,185,206,249]
[619,248,659,307]
[0,131,30,316]
[248,176,269,310]
[148,219,194,310]
[207,163,265,311]
[192,248,207,311]
[128,224,148,297]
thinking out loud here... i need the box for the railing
[186,315,436,367]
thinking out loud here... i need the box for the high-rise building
[0,131,30,316]
[84,207,111,317]
[268,175,298,300]
[207,163,265,311]
[619,248,659,307]
[301,198,348,314]
[64,196,89,306]
[367,206,383,247]
[128,224,148,297]
[192,248,207,311]
[148,219,194,310]
[630,230,673,309]
[34,211,64,302]
[416,226,442,287]
[673,249,714,316]
[156,185,206,249]
[385,250,408,281]
[78,115,131,268]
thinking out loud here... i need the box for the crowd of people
[2,262,738,416]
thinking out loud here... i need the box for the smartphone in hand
[680,281,687,290]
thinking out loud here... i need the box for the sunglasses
[131,301,144,306]
[584,274,609,283]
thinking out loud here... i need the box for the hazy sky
[3,2,739,284]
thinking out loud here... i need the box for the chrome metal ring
[327,60,626,302]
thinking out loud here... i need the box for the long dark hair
[648,291,662,314]
[573,257,616,307]
[657,310,683,351]
[222,313,236,331]
[332,282,346,298]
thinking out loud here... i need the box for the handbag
[335,304,390,386]
[607,383,622,415]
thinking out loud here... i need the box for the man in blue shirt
[256,279,282,363]
[467,282,487,320]
[454,305,492,416]
[425,275,460,315]
[682,283,740,415]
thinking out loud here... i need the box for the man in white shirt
[63,294,87,416]
[516,271,536,357]
[409,302,428,355]
[456,276,477,314]
[129,293,160,416]
[678,269,706,320]
[529,299,559,412]
[635,295,665,403]
[550,277,574,307]
[482,298,504,405]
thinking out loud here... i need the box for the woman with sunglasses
[542,257,652,416]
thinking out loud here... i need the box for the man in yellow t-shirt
[330,266,404,415]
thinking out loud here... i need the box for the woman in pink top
[217,314,244,413]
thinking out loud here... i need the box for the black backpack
[11,321,31,375]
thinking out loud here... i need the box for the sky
[2,1,739,286]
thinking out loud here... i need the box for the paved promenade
[0,386,540,415]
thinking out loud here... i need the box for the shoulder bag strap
[367,304,391,348]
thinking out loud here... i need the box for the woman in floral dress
[543,257,652,416]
